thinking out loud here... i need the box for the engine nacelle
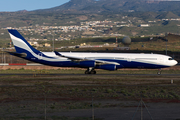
[79,61,95,67]
[97,64,117,71]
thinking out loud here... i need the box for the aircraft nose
[174,60,178,66]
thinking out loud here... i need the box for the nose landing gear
[157,68,161,75]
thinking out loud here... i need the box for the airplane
[7,29,178,74]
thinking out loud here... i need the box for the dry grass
[0,70,180,119]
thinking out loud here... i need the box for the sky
[0,0,70,12]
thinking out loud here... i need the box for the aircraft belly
[122,61,168,69]
[25,56,170,69]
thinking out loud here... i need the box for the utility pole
[116,36,118,47]
[3,48,6,64]
[53,33,54,51]
[43,85,46,120]
[92,93,94,120]
[166,39,167,55]
[141,98,143,120]
[10,40,12,63]
[45,93,46,120]
[132,99,153,120]
[165,33,168,55]
[1,50,3,63]
[51,31,55,52]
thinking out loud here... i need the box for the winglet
[54,51,62,56]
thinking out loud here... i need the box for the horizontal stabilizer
[6,51,27,58]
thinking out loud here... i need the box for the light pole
[166,39,167,55]
[52,33,54,51]
[165,33,168,55]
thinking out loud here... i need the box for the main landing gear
[85,67,96,74]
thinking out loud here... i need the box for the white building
[138,24,150,27]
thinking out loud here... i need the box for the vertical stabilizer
[8,29,40,55]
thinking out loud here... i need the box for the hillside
[0,0,180,39]
[156,11,180,19]
[0,0,180,28]
[38,0,180,13]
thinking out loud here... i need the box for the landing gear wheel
[85,69,96,74]
[85,70,90,74]
[91,70,96,74]
[157,71,161,75]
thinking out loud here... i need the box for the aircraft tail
[8,29,41,58]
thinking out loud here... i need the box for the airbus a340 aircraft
[8,29,177,74]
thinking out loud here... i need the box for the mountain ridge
[35,0,180,13]
[0,0,180,28]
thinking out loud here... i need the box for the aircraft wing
[54,51,120,65]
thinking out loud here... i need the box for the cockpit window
[168,58,174,60]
